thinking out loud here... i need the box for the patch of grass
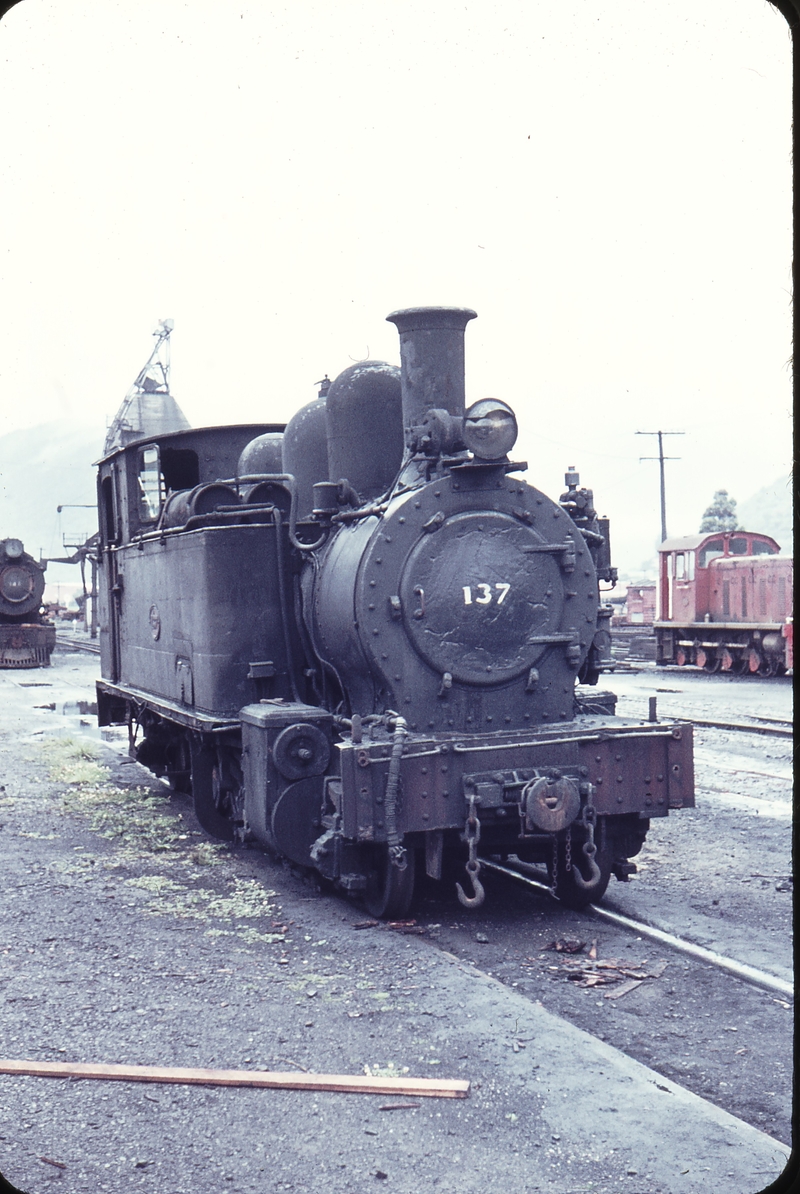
[62,783,190,861]
[42,737,106,786]
[33,739,285,947]
[125,874,278,927]
[188,841,226,866]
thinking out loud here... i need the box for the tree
[699,489,739,533]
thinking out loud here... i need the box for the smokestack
[385,307,477,435]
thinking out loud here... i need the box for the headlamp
[463,399,518,461]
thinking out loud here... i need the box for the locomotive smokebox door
[241,703,334,858]
[399,511,566,684]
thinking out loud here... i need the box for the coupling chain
[579,791,597,864]
[465,794,481,869]
[569,783,602,892]
[456,794,485,908]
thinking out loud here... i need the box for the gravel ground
[0,652,792,1194]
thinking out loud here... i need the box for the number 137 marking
[462,583,510,606]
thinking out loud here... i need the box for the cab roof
[659,531,781,554]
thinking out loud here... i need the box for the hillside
[0,421,103,584]
[737,474,793,553]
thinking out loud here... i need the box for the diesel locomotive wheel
[703,655,722,674]
[547,830,613,911]
[363,845,416,919]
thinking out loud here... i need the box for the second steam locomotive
[95,307,694,916]
[0,539,55,669]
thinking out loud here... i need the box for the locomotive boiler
[95,307,694,917]
[0,539,56,668]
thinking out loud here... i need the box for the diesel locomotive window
[752,539,777,555]
[730,537,748,555]
[137,445,164,522]
[674,552,685,579]
[699,539,724,567]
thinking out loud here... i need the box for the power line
[636,430,684,543]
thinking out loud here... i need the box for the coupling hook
[456,859,485,908]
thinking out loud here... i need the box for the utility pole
[636,430,684,543]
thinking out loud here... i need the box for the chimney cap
[386,306,477,332]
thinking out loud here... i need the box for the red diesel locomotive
[654,531,793,675]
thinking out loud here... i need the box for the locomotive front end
[0,539,55,669]
[293,308,694,914]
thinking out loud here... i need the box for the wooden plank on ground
[0,1059,469,1099]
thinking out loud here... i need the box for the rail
[476,857,793,999]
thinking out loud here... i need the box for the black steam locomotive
[95,307,694,916]
[0,539,56,668]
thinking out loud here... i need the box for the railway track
[672,715,792,738]
[54,633,100,655]
[476,857,793,999]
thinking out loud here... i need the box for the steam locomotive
[95,307,694,916]
[0,539,56,668]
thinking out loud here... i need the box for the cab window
[100,473,118,544]
[730,537,748,555]
[752,540,777,556]
[675,553,685,579]
[699,539,724,567]
[137,445,164,523]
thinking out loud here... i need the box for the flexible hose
[383,713,408,870]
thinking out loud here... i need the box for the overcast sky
[0,0,792,575]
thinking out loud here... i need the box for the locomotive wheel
[165,733,192,794]
[758,657,779,678]
[363,845,416,919]
[703,655,722,674]
[189,741,235,842]
[547,833,613,911]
